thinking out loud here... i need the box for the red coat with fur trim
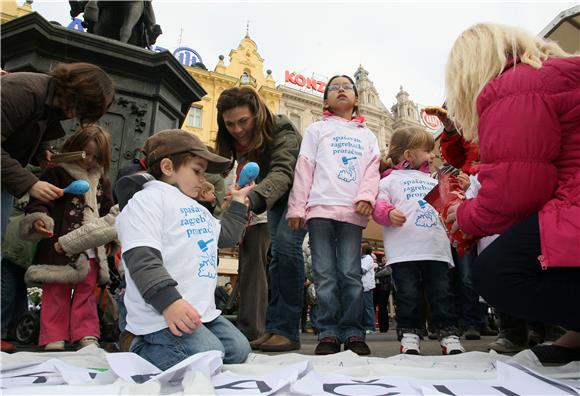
[456,57,580,268]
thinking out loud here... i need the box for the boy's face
[170,156,208,199]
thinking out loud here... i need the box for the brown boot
[259,334,301,352]
[249,333,272,350]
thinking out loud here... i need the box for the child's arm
[354,138,381,215]
[55,204,119,254]
[287,125,318,229]
[287,155,316,229]
[372,181,406,227]
[217,183,255,248]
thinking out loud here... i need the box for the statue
[69,1,162,49]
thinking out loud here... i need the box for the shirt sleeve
[116,189,164,252]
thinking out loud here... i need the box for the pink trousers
[38,259,100,345]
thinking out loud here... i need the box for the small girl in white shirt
[287,75,380,356]
[372,126,465,355]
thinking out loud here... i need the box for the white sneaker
[400,333,421,355]
[441,335,465,355]
[44,340,65,351]
[79,336,100,348]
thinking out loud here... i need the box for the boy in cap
[116,129,253,369]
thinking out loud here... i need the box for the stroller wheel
[16,312,40,345]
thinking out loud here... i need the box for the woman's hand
[33,219,53,237]
[388,209,407,227]
[355,201,373,216]
[29,181,63,202]
[288,217,305,230]
[231,182,256,205]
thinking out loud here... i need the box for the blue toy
[63,180,90,195]
[238,162,260,187]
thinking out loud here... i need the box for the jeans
[308,218,364,342]
[1,188,14,243]
[264,200,306,342]
[363,290,375,331]
[391,260,458,337]
[453,247,483,329]
[1,259,28,339]
[131,315,250,371]
[473,213,580,331]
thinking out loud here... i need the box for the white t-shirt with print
[116,180,222,335]
[378,170,453,266]
[300,117,380,208]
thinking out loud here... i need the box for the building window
[188,107,202,128]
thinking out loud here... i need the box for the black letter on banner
[214,380,272,393]
[492,386,520,396]
[433,385,458,396]
[323,379,399,396]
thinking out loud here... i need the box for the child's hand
[231,182,256,205]
[162,299,202,337]
[389,209,407,227]
[288,217,305,230]
[457,172,471,192]
[54,242,64,253]
[355,201,373,216]
[33,219,53,237]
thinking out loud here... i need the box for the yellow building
[181,33,281,146]
[0,0,32,24]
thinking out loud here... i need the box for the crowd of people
[1,22,578,368]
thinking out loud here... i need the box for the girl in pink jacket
[287,75,380,356]
[446,23,580,364]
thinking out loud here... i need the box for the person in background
[446,23,580,365]
[361,244,377,334]
[374,255,392,333]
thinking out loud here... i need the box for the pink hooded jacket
[457,57,580,268]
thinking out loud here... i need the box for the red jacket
[440,130,480,175]
[457,57,580,268]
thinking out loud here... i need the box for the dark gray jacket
[1,73,66,197]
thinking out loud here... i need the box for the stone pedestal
[1,12,207,180]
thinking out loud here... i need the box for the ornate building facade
[278,65,423,157]
[181,33,280,146]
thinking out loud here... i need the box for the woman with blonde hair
[446,23,580,364]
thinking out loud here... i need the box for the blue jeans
[1,259,28,339]
[363,290,375,331]
[264,200,306,342]
[130,315,250,371]
[308,218,364,342]
[453,247,484,329]
[391,260,458,337]
[1,188,14,243]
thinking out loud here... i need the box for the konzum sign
[285,71,326,93]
